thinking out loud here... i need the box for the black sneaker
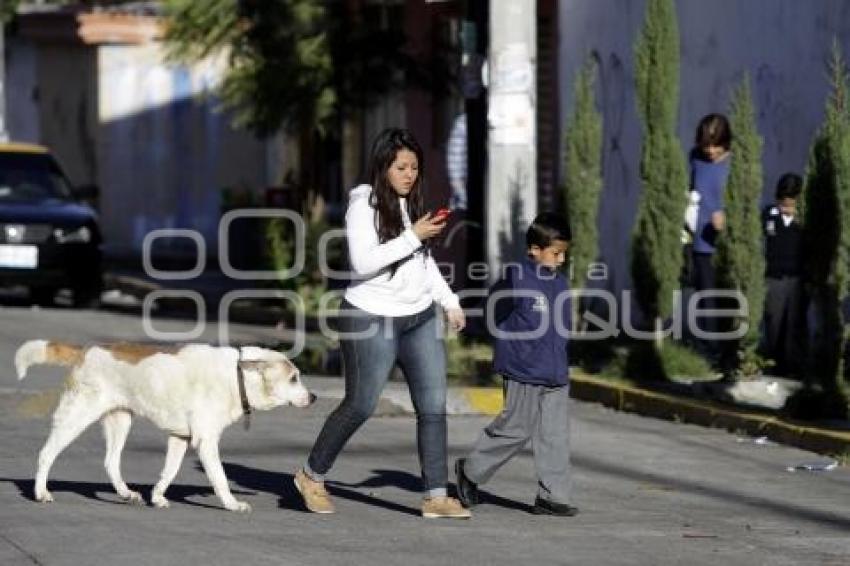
[454,459,479,508]
[531,497,579,517]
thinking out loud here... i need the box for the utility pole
[0,19,7,142]
[486,0,536,280]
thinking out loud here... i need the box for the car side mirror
[74,184,100,201]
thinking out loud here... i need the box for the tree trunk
[341,112,363,190]
[296,122,315,211]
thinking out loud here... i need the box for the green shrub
[714,76,768,379]
[800,41,850,417]
[266,192,343,315]
[631,0,688,333]
[602,340,713,382]
[564,59,603,292]
[444,336,496,385]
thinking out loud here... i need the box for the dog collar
[236,360,252,431]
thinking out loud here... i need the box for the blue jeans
[307,300,448,493]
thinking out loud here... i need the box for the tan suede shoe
[421,496,472,519]
[294,469,335,514]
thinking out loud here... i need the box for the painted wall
[558,0,850,298]
[7,39,273,257]
[97,45,269,256]
[6,39,40,144]
[37,44,99,187]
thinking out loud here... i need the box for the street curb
[457,377,850,457]
[104,273,290,326]
[106,273,160,294]
[571,375,850,457]
[448,387,505,415]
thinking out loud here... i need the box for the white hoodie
[343,184,460,316]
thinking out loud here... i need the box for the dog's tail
[15,340,85,380]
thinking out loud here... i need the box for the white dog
[15,340,314,512]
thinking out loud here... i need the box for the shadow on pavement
[333,468,421,492]
[476,490,534,513]
[574,454,850,530]
[6,478,129,505]
[2,478,248,511]
[220,463,421,517]
[332,468,533,513]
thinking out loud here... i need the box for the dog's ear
[277,358,299,381]
[238,360,273,373]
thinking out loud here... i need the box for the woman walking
[294,128,470,519]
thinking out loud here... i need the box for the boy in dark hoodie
[455,213,577,516]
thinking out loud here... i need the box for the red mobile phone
[433,207,452,222]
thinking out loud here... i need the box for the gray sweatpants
[464,379,572,504]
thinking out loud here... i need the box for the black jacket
[762,205,802,278]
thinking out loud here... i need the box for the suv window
[0,153,74,201]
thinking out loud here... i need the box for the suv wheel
[72,280,102,309]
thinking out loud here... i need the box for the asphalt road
[1,302,849,566]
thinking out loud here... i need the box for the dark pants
[692,252,720,363]
[763,276,805,376]
[307,300,448,493]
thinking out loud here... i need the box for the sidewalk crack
[0,532,44,565]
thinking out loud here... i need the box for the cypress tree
[564,60,603,292]
[800,41,850,417]
[631,0,687,345]
[715,76,766,378]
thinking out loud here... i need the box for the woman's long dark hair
[365,128,430,275]
[367,127,426,244]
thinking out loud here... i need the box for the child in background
[762,173,805,378]
[689,113,732,368]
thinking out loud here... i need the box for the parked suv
[0,143,103,307]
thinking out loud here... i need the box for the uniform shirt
[490,259,571,387]
[762,205,802,278]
